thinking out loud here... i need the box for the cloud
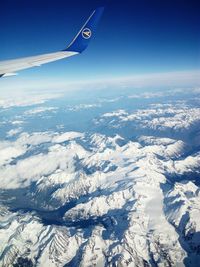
[98,97,122,103]
[7,128,22,137]
[0,141,27,165]
[128,92,165,99]
[11,120,24,125]
[102,109,128,118]
[67,103,101,111]
[65,97,122,113]
[0,92,62,109]
[24,106,58,115]
[52,132,84,143]
[0,70,199,93]
[0,131,85,188]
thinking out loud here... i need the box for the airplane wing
[0,7,104,78]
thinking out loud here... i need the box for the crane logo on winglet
[82,28,92,39]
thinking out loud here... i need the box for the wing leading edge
[0,7,104,77]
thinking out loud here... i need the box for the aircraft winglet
[64,7,104,53]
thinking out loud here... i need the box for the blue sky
[0,0,199,85]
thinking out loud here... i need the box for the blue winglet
[64,7,104,53]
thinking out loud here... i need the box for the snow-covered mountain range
[0,87,200,266]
